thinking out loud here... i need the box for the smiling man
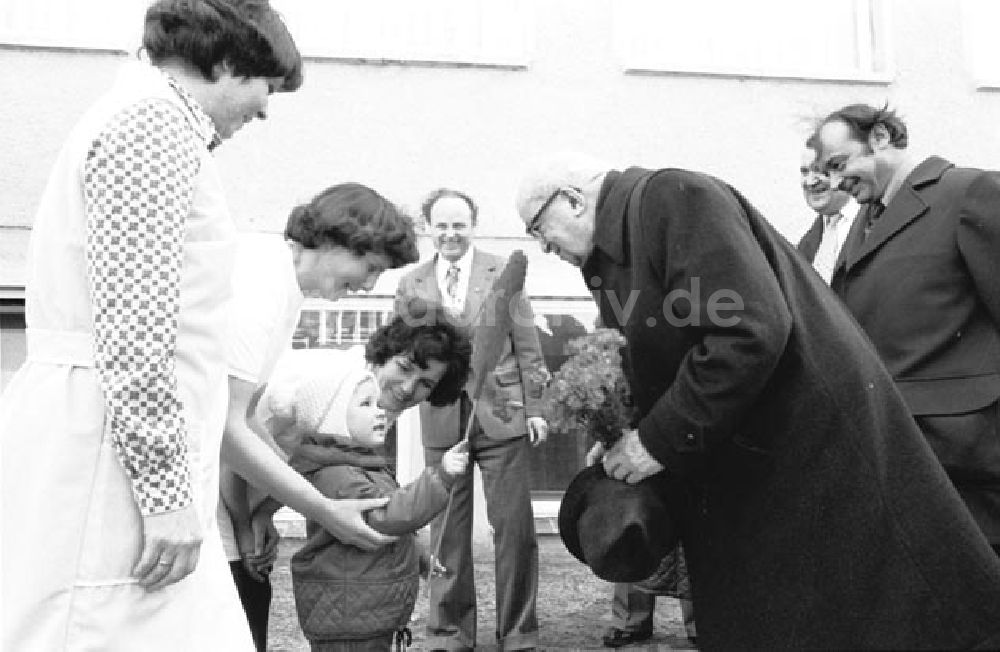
[814,103,1000,556]
[394,187,549,652]
[795,140,856,284]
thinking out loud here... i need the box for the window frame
[613,0,893,84]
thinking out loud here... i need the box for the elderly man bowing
[514,153,1000,650]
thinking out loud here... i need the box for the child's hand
[442,440,470,476]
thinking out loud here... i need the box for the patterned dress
[0,60,252,650]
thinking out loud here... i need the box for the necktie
[445,264,460,300]
[861,201,885,240]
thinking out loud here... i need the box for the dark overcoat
[582,167,1000,649]
[832,156,1000,542]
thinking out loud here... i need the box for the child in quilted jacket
[285,365,469,651]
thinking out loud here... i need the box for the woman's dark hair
[143,0,302,92]
[366,302,472,407]
[421,187,478,226]
[285,183,419,268]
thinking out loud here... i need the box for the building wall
[3,0,1000,251]
[4,0,1000,541]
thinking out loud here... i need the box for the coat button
[686,433,696,443]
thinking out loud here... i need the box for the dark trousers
[230,560,272,652]
[423,397,539,651]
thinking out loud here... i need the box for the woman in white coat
[0,2,391,649]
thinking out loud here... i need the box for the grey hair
[514,151,609,222]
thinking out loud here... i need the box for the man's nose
[827,171,845,191]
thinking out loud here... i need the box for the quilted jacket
[289,438,454,642]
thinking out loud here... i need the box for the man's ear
[869,123,892,150]
[564,187,586,214]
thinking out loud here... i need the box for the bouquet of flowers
[543,329,691,599]
[538,328,634,448]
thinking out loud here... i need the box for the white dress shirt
[436,247,475,313]
[812,201,858,285]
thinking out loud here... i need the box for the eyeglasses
[525,188,563,238]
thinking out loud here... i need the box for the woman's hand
[442,440,470,476]
[316,497,397,551]
[134,505,203,591]
[243,508,280,577]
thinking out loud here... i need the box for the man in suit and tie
[814,103,1000,554]
[795,139,857,284]
[394,187,549,650]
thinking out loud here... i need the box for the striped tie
[445,264,460,300]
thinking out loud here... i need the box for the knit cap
[292,366,377,442]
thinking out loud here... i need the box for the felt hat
[558,464,680,583]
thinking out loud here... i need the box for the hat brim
[558,464,681,582]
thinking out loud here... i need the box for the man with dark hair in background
[814,103,1000,554]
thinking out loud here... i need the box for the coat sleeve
[957,171,1000,331]
[635,171,792,477]
[364,467,453,536]
[510,291,548,417]
[309,464,450,536]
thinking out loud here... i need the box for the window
[0,0,145,51]
[1,0,529,66]
[270,0,530,67]
[1,300,26,391]
[962,0,1000,89]
[295,307,395,348]
[614,0,890,82]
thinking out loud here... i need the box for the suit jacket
[582,167,1000,649]
[831,155,1000,416]
[394,248,546,448]
[795,214,823,262]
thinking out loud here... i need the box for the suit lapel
[462,249,499,324]
[799,214,824,262]
[410,256,442,305]
[846,185,928,271]
[833,210,866,279]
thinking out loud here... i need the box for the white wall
[5,0,1000,250]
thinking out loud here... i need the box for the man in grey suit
[815,103,1000,554]
[795,139,856,283]
[394,188,549,651]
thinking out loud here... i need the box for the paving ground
[267,535,696,651]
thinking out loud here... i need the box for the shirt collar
[436,247,475,277]
[159,70,222,151]
[822,212,844,230]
